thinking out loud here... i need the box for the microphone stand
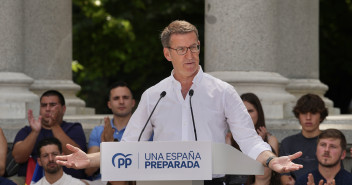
[138,91,166,141]
[189,89,197,141]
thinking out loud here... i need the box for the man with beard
[11,90,87,184]
[279,94,328,185]
[34,137,85,185]
[295,129,352,185]
[85,82,137,184]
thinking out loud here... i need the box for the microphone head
[189,89,194,96]
[160,91,166,97]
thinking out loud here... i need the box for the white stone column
[0,0,39,119]
[23,0,94,115]
[204,0,295,119]
[276,0,339,114]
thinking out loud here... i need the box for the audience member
[241,93,280,185]
[241,93,279,155]
[295,129,352,185]
[279,94,328,185]
[11,90,87,184]
[85,82,135,184]
[225,93,280,185]
[33,137,85,185]
[0,128,17,185]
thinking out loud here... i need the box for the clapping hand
[100,116,115,142]
[47,105,61,127]
[28,109,41,132]
[257,126,268,140]
[307,173,335,185]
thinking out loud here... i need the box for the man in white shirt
[56,20,303,185]
[34,138,85,185]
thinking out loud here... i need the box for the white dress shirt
[122,67,270,160]
[32,172,85,185]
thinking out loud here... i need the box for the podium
[101,141,264,185]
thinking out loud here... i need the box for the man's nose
[185,48,193,59]
[45,104,51,110]
[49,154,54,161]
[306,112,311,119]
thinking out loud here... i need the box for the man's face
[316,138,345,168]
[298,112,321,133]
[108,87,135,117]
[163,32,200,81]
[38,144,62,174]
[40,96,66,127]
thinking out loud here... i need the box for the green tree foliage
[320,0,352,113]
[73,0,352,114]
[72,0,204,113]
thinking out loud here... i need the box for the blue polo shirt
[88,119,125,147]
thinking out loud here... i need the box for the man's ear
[62,105,66,114]
[132,99,136,108]
[163,48,172,62]
[107,100,112,109]
[341,150,346,160]
[37,158,42,167]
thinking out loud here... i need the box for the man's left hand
[48,106,61,127]
[269,151,303,173]
[101,116,115,142]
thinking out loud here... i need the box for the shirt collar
[110,118,126,132]
[110,118,118,130]
[170,65,203,87]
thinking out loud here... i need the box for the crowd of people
[1,20,352,185]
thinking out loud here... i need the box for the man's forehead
[110,87,132,97]
[169,32,198,46]
[319,138,340,144]
[41,144,60,152]
[40,96,60,103]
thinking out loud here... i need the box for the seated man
[33,137,85,185]
[11,90,87,184]
[280,94,328,185]
[295,129,352,185]
[85,82,136,183]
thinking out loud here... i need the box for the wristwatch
[265,156,275,167]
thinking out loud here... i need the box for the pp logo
[112,153,132,168]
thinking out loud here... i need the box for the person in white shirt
[34,138,85,185]
[56,20,303,185]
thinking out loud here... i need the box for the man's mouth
[47,162,57,167]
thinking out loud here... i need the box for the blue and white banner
[101,141,212,181]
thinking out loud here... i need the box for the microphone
[189,89,197,141]
[138,91,166,141]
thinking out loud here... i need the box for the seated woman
[225,93,280,185]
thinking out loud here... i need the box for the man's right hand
[280,175,295,185]
[101,116,115,142]
[28,109,41,132]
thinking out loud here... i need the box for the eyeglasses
[168,44,200,55]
